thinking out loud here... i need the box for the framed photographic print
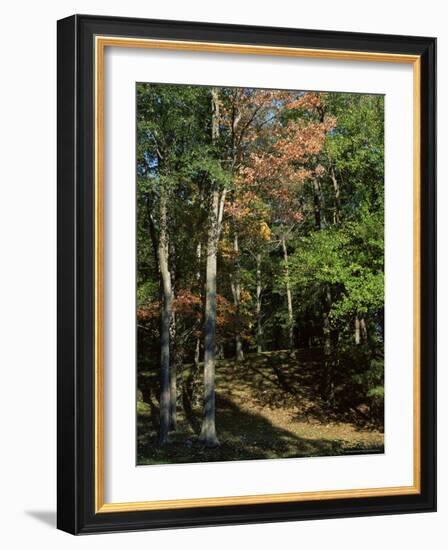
[57,14,436,534]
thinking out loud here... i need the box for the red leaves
[231,91,335,227]
[173,290,202,318]
[285,91,324,112]
[138,290,252,346]
[137,301,160,321]
[138,290,202,322]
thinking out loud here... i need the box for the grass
[137,350,384,465]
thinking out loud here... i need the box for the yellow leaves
[259,221,272,241]
[219,238,235,259]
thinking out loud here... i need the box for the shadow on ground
[138,392,382,465]
[137,350,384,465]
[25,510,56,528]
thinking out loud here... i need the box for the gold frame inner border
[94,35,421,514]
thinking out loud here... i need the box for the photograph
[136,83,385,466]
[53,10,436,536]
[0,0,441,542]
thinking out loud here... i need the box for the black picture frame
[57,14,436,534]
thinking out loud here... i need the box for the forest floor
[137,350,384,465]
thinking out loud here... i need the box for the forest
[136,83,385,465]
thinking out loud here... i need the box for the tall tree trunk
[216,342,225,360]
[322,285,335,405]
[200,187,220,446]
[360,317,368,342]
[256,252,263,354]
[312,179,326,230]
[329,165,341,225]
[169,312,177,431]
[311,175,334,403]
[230,232,244,361]
[147,206,160,275]
[194,241,202,367]
[194,338,201,366]
[281,235,296,357]
[355,315,361,345]
[200,87,223,447]
[158,191,173,445]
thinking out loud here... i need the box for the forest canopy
[136,83,384,464]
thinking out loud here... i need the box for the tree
[199,88,228,446]
[137,83,212,443]
[240,92,335,354]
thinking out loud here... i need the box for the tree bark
[200,87,223,447]
[322,285,335,405]
[355,315,361,345]
[194,241,202,367]
[329,164,341,225]
[200,187,220,446]
[147,206,160,275]
[158,191,173,445]
[256,252,263,354]
[281,235,296,357]
[230,232,244,361]
[169,312,177,431]
[194,337,201,366]
[360,317,368,342]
